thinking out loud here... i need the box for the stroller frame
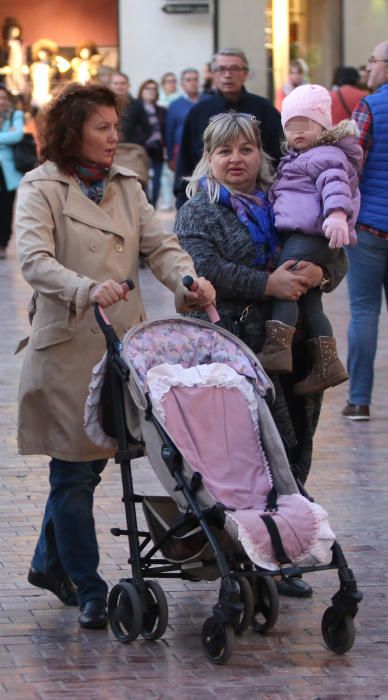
[95,301,362,664]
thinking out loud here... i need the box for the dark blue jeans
[31,458,108,606]
[148,159,163,207]
[347,227,388,405]
[272,232,339,336]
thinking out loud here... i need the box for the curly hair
[39,82,119,173]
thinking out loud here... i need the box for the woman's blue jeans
[31,458,108,606]
[347,228,388,405]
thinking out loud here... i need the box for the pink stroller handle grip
[97,306,111,326]
[204,304,220,323]
[182,275,220,324]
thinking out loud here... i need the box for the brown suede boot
[293,336,349,396]
[258,320,295,373]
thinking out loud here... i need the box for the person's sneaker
[342,403,370,420]
[27,567,78,606]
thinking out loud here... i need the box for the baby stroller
[85,277,362,664]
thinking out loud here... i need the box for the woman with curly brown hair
[15,82,215,630]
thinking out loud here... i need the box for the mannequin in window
[71,41,102,85]
[29,39,70,110]
[0,17,26,97]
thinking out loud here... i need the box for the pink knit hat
[281,84,332,131]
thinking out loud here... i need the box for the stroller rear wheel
[141,580,169,641]
[201,616,235,665]
[321,606,356,654]
[108,581,143,643]
[251,575,279,633]
[232,575,255,634]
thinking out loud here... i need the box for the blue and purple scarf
[200,178,280,268]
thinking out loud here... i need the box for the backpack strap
[337,88,352,118]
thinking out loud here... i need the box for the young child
[259,83,362,396]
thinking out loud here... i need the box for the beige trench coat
[16,160,196,461]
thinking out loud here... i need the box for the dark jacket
[143,104,167,163]
[174,189,348,483]
[119,95,152,146]
[174,87,283,207]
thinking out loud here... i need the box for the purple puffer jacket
[269,120,363,244]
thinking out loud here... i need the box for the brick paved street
[1,219,388,700]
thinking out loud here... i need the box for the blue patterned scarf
[200,178,280,268]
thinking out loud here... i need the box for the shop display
[0,17,27,96]
[71,41,103,84]
[29,39,70,108]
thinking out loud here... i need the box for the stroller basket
[87,309,363,664]
[143,496,209,564]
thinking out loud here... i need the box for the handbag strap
[336,88,352,118]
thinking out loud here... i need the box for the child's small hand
[322,214,349,249]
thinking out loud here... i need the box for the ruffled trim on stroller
[148,363,261,438]
[226,497,334,571]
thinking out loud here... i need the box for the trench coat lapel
[62,179,124,237]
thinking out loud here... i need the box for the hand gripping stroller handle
[182,275,220,324]
[94,279,135,344]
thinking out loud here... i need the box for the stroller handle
[182,275,220,324]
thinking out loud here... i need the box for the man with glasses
[342,40,388,421]
[174,48,283,208]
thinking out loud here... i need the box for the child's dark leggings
[272,232,340,338]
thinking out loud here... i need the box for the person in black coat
[138,78,167,206]
[174,48,283,208]
[110,72,151,146]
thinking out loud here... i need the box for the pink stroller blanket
[147,362,334,571]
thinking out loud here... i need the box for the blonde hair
[185,111,273,201]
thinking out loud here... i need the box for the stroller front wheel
[201,616,235,665]
[108,581,143,643]
[321,605,356,654]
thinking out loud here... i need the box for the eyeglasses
[213,65,247,74]
[209,112,257,124]
[367,56,388,64]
